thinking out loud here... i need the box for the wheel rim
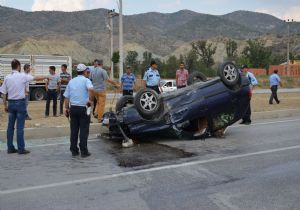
[223,64,237,82]
[140,91,158,112]
[35,90,44,100]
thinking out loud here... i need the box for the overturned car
[102,62,251,143]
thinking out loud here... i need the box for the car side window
[164,82,172,87]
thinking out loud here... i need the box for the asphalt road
[0,117,300,210]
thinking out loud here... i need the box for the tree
[125,51,139,72]
[191,40,217,68]
[184,49,199,72]
[142,51,152,68]
[112,51,120,78]
[242,39,272,69]
[226,39,238,60]
[112,51,120,64]
[270,53,286,65]
[164,56,180,78]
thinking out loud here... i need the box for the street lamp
[117,0,123,81]
[284,19,294,76]
[106,9,118,79]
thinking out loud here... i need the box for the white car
[160,80,177,92]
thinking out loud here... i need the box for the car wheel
[134,88,163,120]
[31,88,46,101]
[219,62,240,87]
[115,95,134,112]
[188,72,207,85]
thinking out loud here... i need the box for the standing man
[269,69,282,104]
[121,66,136,96]
[90,59,119,122]
[59,64,71,115]
[64,64,94,157]
[240,64,258,125]
[0,59,47,154]
[45,66,60,117]
[143,60,162,94]
[23,64,32,120]
[176,62,189,89]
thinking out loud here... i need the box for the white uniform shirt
[0,70,34,100]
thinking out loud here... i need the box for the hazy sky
[0,0,299,20]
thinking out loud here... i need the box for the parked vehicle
[102,62,251,140]
[0,54,72,101]
[160,80,177,92]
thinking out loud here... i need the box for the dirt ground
[0,92,299,130]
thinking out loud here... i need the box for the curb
[0,109,299,140]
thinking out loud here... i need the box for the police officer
[143,60,162,94]
[64,64,94,157]
[240,64,258,125]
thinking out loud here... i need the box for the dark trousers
[177,85,186,89]
[123,89,133,96]
[146,85,160,94]
[60,89,65,115]
[25,95,30,117]
[45,89,57,116]
[7,99,26,151]
[93,96,97,115]
[70,106,90,153]
[242,103,252,123]
[269,85,279,104]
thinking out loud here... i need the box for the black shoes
[71,150,91,158]
[25,116,32,120]
[18,149,30,155]
[7,148,30,154]
[81,152,91,158]
[7,148,18,154]
[72,151,80,157]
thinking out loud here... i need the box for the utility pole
[107,9,118,79]
[118,0,124,81]
[284,19,294,76]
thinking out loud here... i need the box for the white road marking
[0,118,299,150]
[1,144,300,195]
[230,118,300,128]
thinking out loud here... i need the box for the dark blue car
[102,62,251,142]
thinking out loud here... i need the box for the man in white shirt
[0,59,48,154]
[64,64,94,157]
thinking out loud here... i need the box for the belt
[8,98,25,101]
[71,105,86,108]
[146,85,158,88]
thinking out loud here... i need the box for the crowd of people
[0,58,282,157]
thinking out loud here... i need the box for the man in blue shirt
[240,64,258,125]
[121,66,136,96]
[64,64,94,158]
[269,69,282,104]
[143,60,161,94]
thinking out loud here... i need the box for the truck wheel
[218,62,240,87]
[116,95,134,112]
[188,72,207,85]
[31,88,46,101]
[134,88,163,120]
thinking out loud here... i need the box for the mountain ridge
[0,6,299,64]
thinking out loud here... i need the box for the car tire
[218,62,240,87]
[134,88,163,120]
[188,72,207,85]
[31,88,46,101]
[116,95,134,112]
